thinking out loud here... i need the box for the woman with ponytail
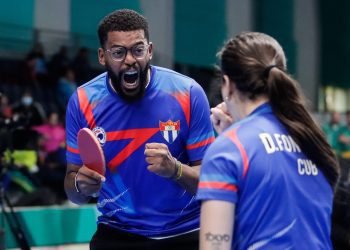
[197,32,340,249]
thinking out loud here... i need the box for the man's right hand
[64,163,105,204]
[75,165,105,197]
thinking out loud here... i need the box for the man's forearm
[175,164,201,195]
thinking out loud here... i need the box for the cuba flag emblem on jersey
[159,120,180,144]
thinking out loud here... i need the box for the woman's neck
[237,96,269,119]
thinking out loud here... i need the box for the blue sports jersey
[197,103,333,249]
[66,66,215,237]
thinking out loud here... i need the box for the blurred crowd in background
[0,42,101,206]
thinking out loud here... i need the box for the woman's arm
[200,200,235,250]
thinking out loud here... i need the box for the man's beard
[106,62,150,102]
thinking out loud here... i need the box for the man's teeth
[126,81,137,85]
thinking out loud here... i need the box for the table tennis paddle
[77,128,106,176]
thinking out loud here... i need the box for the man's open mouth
[123,70,139,89]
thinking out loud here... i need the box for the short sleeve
[65,91,83,165]
[197,135,243,204]
[186,81,215,162]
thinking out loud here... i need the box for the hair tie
[263,65,278,79]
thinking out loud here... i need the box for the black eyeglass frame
[105,43,150,62]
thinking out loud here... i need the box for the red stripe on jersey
[77,88,96,128]
[186,136,215,150]
[172,92,190,126]
[67,145,79,154]
[198,181,238,192]
[107,128,159,170]
[224,128,249,177]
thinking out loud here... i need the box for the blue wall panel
[175,0,227,67]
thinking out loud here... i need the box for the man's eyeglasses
[105,44,150,62]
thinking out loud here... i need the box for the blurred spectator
[0,93,14,153]
[25,42,48,85]
[322,111,342,155]
[71,47,92,85]
[31,111,66,202]
[339,110,350,159]
[32,111,66,161]
[49,45,71,81]
[1,141,59,206]
[0,93,13,119]
[12,90,46,127]
[1,126,43,206]
[3,146,39,174]
[56,67,77,111]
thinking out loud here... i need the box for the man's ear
[148,42,153,60]
[98,48,105,66]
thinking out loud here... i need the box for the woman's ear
[223,75,235,97]
[222,75,230,86]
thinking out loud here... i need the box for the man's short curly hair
[98,9,149,48]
